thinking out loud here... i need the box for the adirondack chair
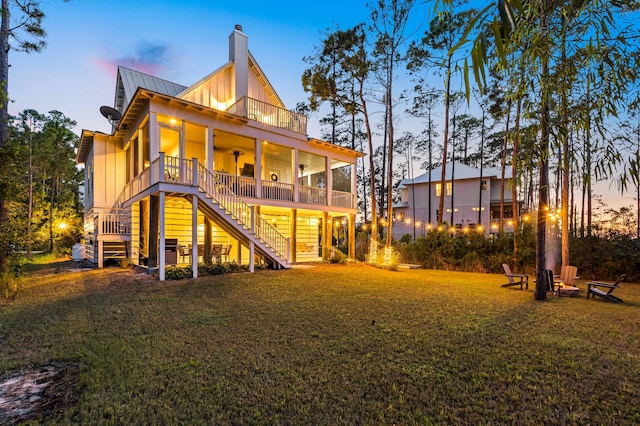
[553,265,580,297]
[502,263,529,290]
[587,274,626,303]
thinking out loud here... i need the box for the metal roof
[399,161,513,187]
[114,66,188,115]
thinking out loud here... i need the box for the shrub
[165,265,193,280]
[330,248,347,264]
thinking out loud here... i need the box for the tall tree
[369,0,416,248]
[407,83,440,226]
[303,24,384,255]
[408,9,477,225]
[449,0,639,299]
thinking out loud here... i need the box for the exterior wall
[88,133,125,210]
[392,175,517,239]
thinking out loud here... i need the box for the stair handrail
[194,161,290,263]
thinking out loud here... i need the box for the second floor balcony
[227,97,307,134]
[118,155,355,210]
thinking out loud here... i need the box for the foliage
[329,247,347,264]
[2,264,639,423]
[0,110,82,266]
[165,261,248,280]
[396,227,537,273]
[0,253,23,299]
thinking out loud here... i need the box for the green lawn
[1,263,639,424]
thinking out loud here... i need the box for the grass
[1,263,639,424]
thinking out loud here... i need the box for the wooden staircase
[193,161,290,269]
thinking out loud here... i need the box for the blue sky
[10,0,375,135]
[9,0,638,210]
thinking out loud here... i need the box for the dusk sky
[9,0,638,210]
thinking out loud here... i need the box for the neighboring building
[392,161,520,239]
[76,25,363,280]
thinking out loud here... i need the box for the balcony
[226,97,307,134]
[117,156,355,210]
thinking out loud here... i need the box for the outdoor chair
[211,244,223,263]
[220,244,232,262]
[553,265,580,297]
[178,245,190,264]
[502,263,529,290]
[587,274,626,303]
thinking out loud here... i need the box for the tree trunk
[438,56,452,224]
[512,96,522,261]
[500,102,511,232]
[535,13,550,301]
[0,0,10,146]
[385,54,394,247]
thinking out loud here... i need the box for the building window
[481,180,487,190]
[445,208,458,213]
[472,207,485,212]
[436,183,442,197]
[446,182,452,196]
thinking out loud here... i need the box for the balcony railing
[87,209,131,236]
[227,96,307,134]
[299,186,325,205]
[116,155,356,211]
[332,190,355,209]
[262,180,294,201]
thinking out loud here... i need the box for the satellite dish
[99,105,122,129]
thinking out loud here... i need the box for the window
[133,136,139,177]
[445,208,458,213]
[446,182,452,196]
[481,180,487,190]
[472,207,485,212]
[125,146,131,183]
[436,183,442,197]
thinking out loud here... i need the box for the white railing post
[251,205,255,234]
[159,152,165,183]
[286,237,291,263]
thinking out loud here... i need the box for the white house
[392,161,520,239]
[76,25,364,280]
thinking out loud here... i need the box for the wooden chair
[587,274,626,303]
[178,245,190,264]
[502,263,529,290]
[220,244,232,262]
[211,244,223,263]
[553,265,580,297]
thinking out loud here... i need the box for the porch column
[149,195,159,268]
[179,120,186,159]
[322,211,329,260]
[159,192,166,281]
[326,156,333,207]
[98,240,104,268]
[293,149,299,202]
[348,213,356,260]
[206,128,214,172]
[249,241,255,272]
[192,195,198,278]
[255,138,262,198]
[149,112,159,163]
[350,163,357,209]
[291,208,297,263]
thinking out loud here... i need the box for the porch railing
[226,96,307,135]
[332,190,355,208]
[89,209,131,236]
[196,162,290,263]
[262,180,294,202]
[299,186,325,205]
